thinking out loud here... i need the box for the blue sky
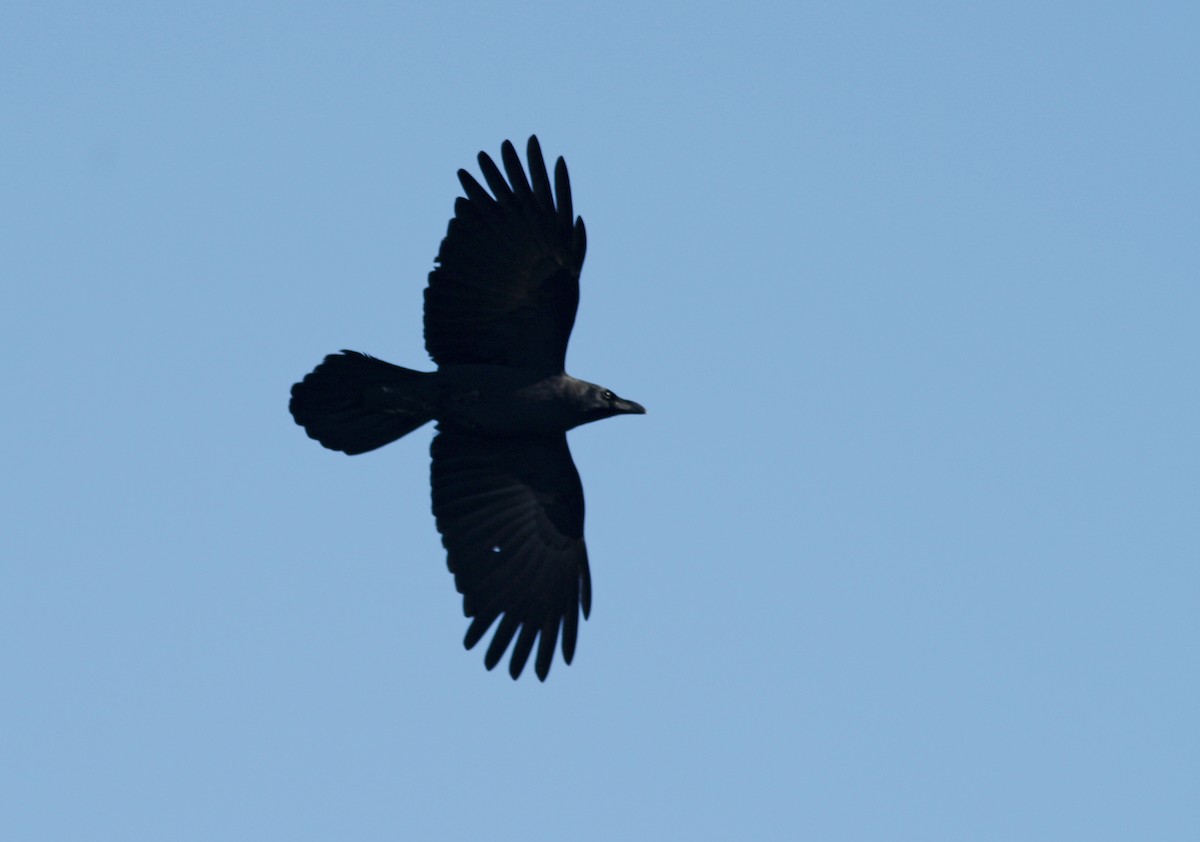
[3,2,1197,839]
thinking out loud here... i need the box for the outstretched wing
[424,136,588,373]
[430,431,592,680]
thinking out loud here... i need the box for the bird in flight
[289,136,645,680]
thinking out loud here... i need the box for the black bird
[289,136,644,681]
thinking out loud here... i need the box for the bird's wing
[424,136,587,372]
[430,430,592,680]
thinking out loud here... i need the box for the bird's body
[289,137,643,680]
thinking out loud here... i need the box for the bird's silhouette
[290,137,644,680]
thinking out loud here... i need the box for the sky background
[3,2,1197,839]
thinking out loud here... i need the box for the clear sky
[3,2,1197,840]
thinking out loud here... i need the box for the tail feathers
[290,351,435,455]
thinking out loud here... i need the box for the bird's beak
[614,397,646,415]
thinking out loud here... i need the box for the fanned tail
[289,351,436,455]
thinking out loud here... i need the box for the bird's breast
[435,367,584,435]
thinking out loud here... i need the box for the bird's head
[573,380,646,426]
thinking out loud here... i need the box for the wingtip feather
[554,156,573,226]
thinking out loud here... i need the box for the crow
[289,136,644,680]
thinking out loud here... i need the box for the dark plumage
[289,137,644,680]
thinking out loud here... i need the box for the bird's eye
[602,390,614,401]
